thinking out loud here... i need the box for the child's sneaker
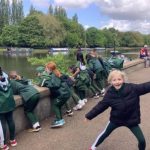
[79,100,85,107]
[101,88,105,94]
[93,93,100,99]
[0,145,9,150]
[73,104,82,111]
[89,146,97,150]
[66,110,74,116]
[83,98,88,103]
[10,139,17,147]
[28,125,42,132]
[51,119,65,128]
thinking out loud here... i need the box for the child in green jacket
[86,51,106,95]
[41,62,71,128]
[9,71,41,132]
[0,68,17,150]
[35,66,74,116]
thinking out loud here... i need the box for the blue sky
[22,0,150,34]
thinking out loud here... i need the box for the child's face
[111,74,124,90]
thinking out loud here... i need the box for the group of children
[0,48,112,150]
[2,48,145,150]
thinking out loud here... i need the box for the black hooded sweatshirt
[86,82,150,126]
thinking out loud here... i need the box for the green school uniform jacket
[88,57,104,73]
[0,80,15,113]
[10,80,39,103]
[75,70,90,90]
[35,72,51,86]
[42,73,71,100]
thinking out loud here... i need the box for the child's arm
[134,82,150,96]
[85,98,109,120]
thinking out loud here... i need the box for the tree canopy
[0,2,149,48]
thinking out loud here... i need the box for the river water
[0,50,139,79]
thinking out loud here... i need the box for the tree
[18,15,44,47]
[102,28,116,48]
[86,27,105,47]
[1,25,19,46]
[11,0,24,24]
[37,14,66,47]
[0,0,10,33]
[72,13,78,23]
[54,6,67,19]
[29,5,43,16]
[48,4,53,15]
[120,32,143,47]
[59,18,85,47]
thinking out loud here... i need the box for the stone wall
[13,58,145,134]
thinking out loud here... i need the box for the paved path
[11,68,150,150]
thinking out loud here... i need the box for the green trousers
[71,88,80,104]
[0,111,15,144]
[24,93,40,125]
[92,121,146,150]
[52,97,68,120]
[91,80,101,93]
[95,70,105,90]
[76,90,86,100]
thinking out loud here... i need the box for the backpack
[60,74,74,87]
[108,57,124,70]
[140,48,146,58]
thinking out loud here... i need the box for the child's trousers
[91,121,146,150]
[0,111,15,144]
[52,98,68,120]
[24,93,40,125]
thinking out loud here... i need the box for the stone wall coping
[14,85,50,107]
[123,58,144,69]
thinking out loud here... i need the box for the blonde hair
[107,70,127,84]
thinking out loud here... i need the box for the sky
[22,0,150,34]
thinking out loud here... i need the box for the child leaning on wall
[9,71,41,132]
[86,50,106,95]
[35,66,74,116]
[0,67,17,150]
[39,62,71,128]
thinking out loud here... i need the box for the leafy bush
[28,50,77,74]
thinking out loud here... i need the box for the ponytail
[46,62,62,77]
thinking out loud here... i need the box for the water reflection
[0,53,36,79]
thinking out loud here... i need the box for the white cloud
[54,0,150,34]
[30,0,50,8]
[100,19,150,34]
[96,0,150,21]
[54,0,95,8]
